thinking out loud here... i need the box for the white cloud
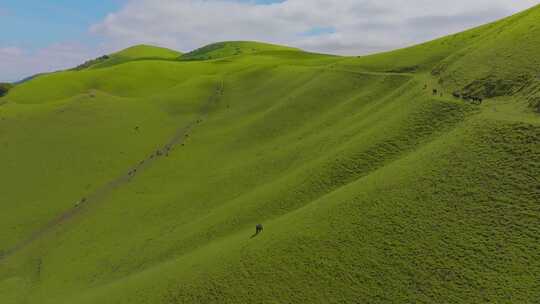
[0,43,104,82]
[0,47,25,57]
[91,0,539,55]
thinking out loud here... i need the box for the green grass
[0,5,539,304]
[75,45,182,70]
[180,41,300,61]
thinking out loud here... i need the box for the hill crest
[181,41,301,61]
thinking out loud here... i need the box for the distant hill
[0,5,538,304]
[180,41,300,61]
[74,45,182,70]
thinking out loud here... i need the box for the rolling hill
[75,45,182,70]
[0,5,539,304]
[180,41,300,61]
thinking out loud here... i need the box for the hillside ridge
[180,41,301,61]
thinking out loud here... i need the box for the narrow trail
[0,80,225,262]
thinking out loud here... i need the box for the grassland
[180,41,300,61]
[0,5,539,304]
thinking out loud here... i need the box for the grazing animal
[255,224,263,234]
[473,97,483,105]
[432,89,438,95]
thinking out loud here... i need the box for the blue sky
[1,0,538,82]
[0,1,127,50]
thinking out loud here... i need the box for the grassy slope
[0,6,539,304]
[181,41,300,61]
[339,6,540,103]
[78,45,182,70]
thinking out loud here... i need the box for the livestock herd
[427,85,483,105]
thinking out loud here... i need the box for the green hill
[75,45,182,70]
[180,41,300,61]
[339,5,540,110]
[0,5,539,304]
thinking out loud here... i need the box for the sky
[1,0,539,82]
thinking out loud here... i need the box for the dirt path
[0,80,225,262]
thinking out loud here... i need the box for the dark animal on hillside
[433,89,438,95]
[256,224,263,234]
[473,97,483,105]
[453,92,461,98]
